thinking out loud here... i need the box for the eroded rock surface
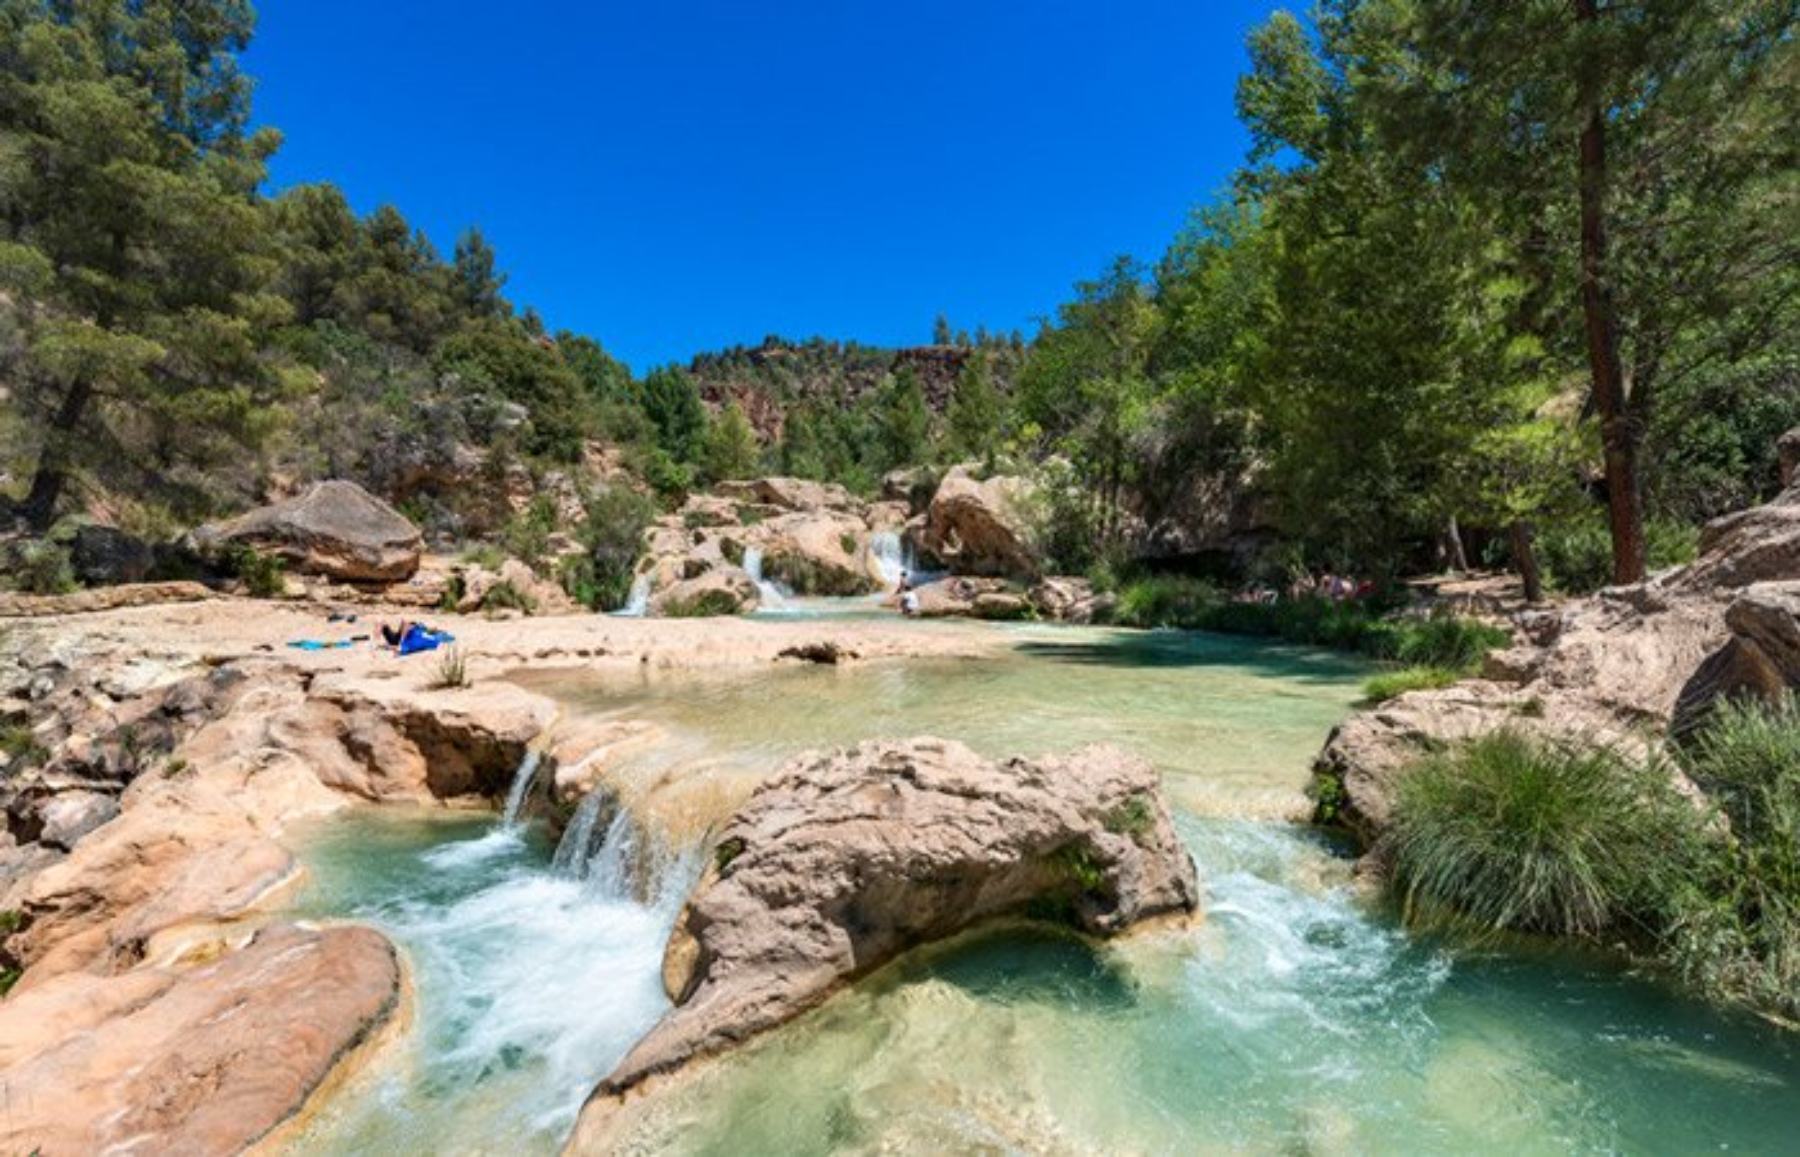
[1317,467,1800,848]
[571,738,1198,1138]
[0,923,401,1157]
[918,464,1039,579]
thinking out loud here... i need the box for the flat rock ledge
[567,737,1198,1149]
[0,922,402,1156]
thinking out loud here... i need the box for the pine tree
[1,0,283,529]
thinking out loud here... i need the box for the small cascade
[498,750,542,827]
[614,572,652,618]
[551,788,701,910]
[742,547,789,608]
[870,531,907,589]
[550,787,618,874]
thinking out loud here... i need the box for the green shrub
[1665,694,1800,1019]
[1540,513,1702,594]
[6,541,76,595]
[575,486,656,611]
[0,909,22,934]
[1385,615,1511,670]
[479,580,536,614]
[0,967,18,998]
[1113,575,1223,629]
[1387,731,1697,937]
[1362,666,1462,704]
[230,547,286,598]
[1103,795,1155,838]
[460,543,505,571]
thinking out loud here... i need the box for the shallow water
[288,625,1800,1154]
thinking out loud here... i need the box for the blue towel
[286,639,354,651]
[398,625,454,656]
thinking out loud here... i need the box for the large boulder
[0,923,401,1156]
[919,465,1040,579]
[754,510,883,596]
[193,479,423,583]
[649,567,760,618]
[572,738,1198,1127]
[61,524,155,587]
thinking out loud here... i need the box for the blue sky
[248,1,1283,371]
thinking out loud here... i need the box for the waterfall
[742,547,788,608]
[614,572,652,618]
[499,750,542,827]
[551,788,700,910]
[870,531,907,589]
[550,788,617,874]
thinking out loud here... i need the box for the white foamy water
[612,572,652,618]
[498,750,541,827]
[741,546,790,609]
[287,815,677,1153]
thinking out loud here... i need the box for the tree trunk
[21,378,93,531]
[1574,0,1647,585]
[1444,515,1470,574]
[1510,520,1544,604]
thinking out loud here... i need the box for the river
[284,622,1800,1154]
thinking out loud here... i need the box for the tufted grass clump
[1665,694,1800,1019]
[1387,731,1697,938]
[1362,665,1462,704]
[430,647,470,690]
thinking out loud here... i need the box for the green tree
[945,355,1003,460]
[876,366,930,471]
[639,365,706,464]
[0,0,285,528]
[1358,0,1799,583]
[452,227,508,319]
[700,400,761,484]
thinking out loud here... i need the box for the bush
[1387,731,1697,937]
[1539,512,1702,594]
[5,540,76,595]
[1384,614,1511,670]
[479,580,536,614]
[1665,694,1800,1019]
[230,547,286,599]
[1113,575,1223,629]
[1362,666,1462,704]
[574,486,656,611]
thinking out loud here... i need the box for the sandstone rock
[971,591,1033,620]
[576,739,1198,1116]
[650,567,760,618]
[754,510,881,596]
[716,477,862,515]
[193,479,423,583]
[0,580,212,618]
[35,789,118,851]
[880,466,938,515]
[1671,481,1799,593]
[1725,581,1800,687]
[0,923,401,1156]
[919,465,1039,579]
[1779,426,1800,487]
[456,557,579,615]
[909,575,1013,618]
[1028,576,1114,624]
